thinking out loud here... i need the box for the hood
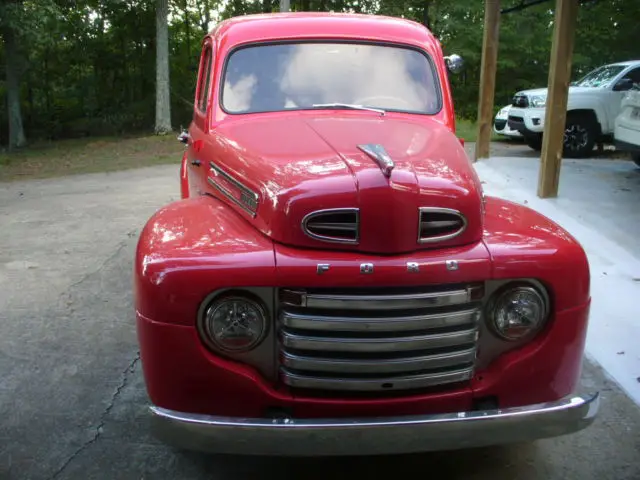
[516,86,601,98]
[205,113,483,254]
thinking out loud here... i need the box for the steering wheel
[353,95,414,109]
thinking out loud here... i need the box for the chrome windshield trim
[281,328,477,353]
[280,308,480,332]
[281,347,476,374]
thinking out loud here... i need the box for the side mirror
[444,54,464,75]
[178,129,190,144]
[613,78,633,92]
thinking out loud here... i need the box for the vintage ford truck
[134,12,599,456]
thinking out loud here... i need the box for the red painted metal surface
[134,197,277,327]
[202,113,482,254]
[136,299,589,417]
[182,13,469,254]
[135,13,592,422]
[135,195,590,416]
[482,196,590,311]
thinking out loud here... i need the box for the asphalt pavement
[1,160,639,480]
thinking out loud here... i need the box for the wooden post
[474,0,501,162]
[537,0,579,198]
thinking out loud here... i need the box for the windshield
[574,65,626,88]
[221,42,441,114]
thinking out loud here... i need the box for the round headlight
[488,285,549,341]
[201,295,268,352]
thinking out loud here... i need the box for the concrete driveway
[1,163,640,480]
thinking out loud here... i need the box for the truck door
[186,40,215,197]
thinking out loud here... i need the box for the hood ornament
[357,144,395,177]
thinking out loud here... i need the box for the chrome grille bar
[278,285,481,393]
[281,308,479,332]
[283,287,476,310]
[281,367,475,392]
[281,348,476,374]
[281,328,477,353]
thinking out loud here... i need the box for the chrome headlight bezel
[486,282,550,342]
[198,292,269,353]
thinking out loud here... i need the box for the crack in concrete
[48,352,141,480]
[61,228,137,299]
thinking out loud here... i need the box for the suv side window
[197,46,213,113]
[615,66,640,91]
[624,67,640,86]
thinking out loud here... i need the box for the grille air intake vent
[302,208,359,244]
[418,207,467,243]
[278,284,482,393]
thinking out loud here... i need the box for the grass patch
[455,118,505,143]
[0,134,184,182]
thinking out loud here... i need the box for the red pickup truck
[134,12,599,456]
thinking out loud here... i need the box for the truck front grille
[278,284,482,393]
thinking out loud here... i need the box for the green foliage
[0,0,639,145]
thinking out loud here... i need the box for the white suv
[614,89,640,167]
[507,60,640,158]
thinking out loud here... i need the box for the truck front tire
[524,133,542,151]
[633,153,640,168]
[563,113,597,158]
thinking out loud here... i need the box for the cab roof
[209,12,440,52]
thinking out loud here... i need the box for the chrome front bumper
[150,393,599,456]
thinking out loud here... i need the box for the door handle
[191,159,201,167]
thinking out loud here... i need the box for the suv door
[608,66,640,127]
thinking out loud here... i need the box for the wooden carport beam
[474,0,501,162]
[537,0,579,198]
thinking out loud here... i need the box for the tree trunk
[183,0,191,57]
[423,0,431,30]
[263,0,271,13]
[201,0,212,35]
[2,24,27,149]
[155,0,172,134]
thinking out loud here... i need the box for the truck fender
[566,98,607,134]
[134,195,276,325]
[482,196,590,311]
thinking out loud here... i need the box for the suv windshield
[573,65,626,88]
[221,42,441,114]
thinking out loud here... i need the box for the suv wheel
[563,114,597,158]
[524,133,542,151]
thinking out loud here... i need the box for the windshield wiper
[311,103,385,115]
